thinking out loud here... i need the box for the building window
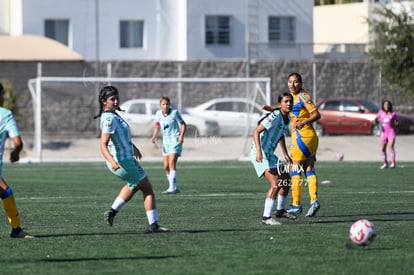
[205,15,230,45]
[120,20,144,48]
[268,16,295,43]
[45,19,69,46]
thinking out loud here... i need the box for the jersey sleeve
[392,112,398,121]
[299,91,317,114]
[101,113,116,134]
[174,110,184,123]
[260,111,277,130]
[5,112,20,138]
[155,110,161,126]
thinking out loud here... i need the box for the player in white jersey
[151,97,186,194]
[250,93,296,225]
[0,83,34,238]
[95,86,169,233]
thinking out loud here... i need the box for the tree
[0,80,22,123]
[368,2,414,96]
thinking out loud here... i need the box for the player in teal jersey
[151,97,186,194]
[95,86,169,233]
[0,83,34,238]
[250,93,296,225]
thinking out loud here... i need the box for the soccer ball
[349,219,376,246]
[336,152,344,161]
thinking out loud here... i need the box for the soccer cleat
[10,228,35,239]
[286,205,303,215]
[389,163,395,168]
[104,208,117,226]
[145,223,170,233]
[305,200,321,217]
[162,188,180,195]
[275,209,297,220]
[380,163,388,169]
[260,217,281,225]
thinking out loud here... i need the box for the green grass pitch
[1,161,413,274]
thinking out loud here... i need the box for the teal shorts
[107,158,147,190]
[250,146,283,178]
[162,142,182,156]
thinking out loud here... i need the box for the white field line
[17,190,414,201]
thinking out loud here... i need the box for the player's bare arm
[100,132,120,171]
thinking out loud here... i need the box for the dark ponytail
[94,86,121,119]
[257,92,293,125]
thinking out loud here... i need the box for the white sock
[166,173,170,189]
[146,209,158,225]
[111,196,126,212]
[276,194,287,211]
[263,198,275,218]
[169,170,177,190]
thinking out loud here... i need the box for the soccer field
[1,161,413,274]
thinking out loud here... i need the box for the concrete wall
[1,60,412,138]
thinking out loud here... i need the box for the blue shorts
[250,146,284,178]
[162,142,182,156]
[107,158,147,190]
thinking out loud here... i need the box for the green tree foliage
[368,2,414,96]
[0,80,22,123]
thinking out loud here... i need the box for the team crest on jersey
[266,115,273,122]
[104,117,111,128]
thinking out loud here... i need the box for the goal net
[26,75,271,162]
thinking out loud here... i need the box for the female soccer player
[95,86,169,233]
[0,83,34,238]
[251,93,296,225]
[263,73,321,217]
[151,97,186,194]
[377,100,398,169]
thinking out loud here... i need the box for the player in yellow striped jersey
[263,73,321,217]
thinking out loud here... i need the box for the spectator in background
[377,100,398,169]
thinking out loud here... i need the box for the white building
[0,0,314,61]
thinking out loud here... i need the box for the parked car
[315,98,414,136]
[119,99,219,137]
[186,97,265,136]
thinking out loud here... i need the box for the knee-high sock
[276,194,287,211]
[290,172,302,206]
[263,198,275,218]
[111,196,126,212]
[306,171,318,204]
[1,187,21,229]
[390,147,395,164]
[146,209,158,225]
[169,170,177,190]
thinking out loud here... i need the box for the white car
[119,99,219,137]
[186,97,265,136]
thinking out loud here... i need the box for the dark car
[315,98,414,136]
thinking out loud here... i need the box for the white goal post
[27,69,271,162]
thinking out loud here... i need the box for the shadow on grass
[307,211,414,224]
[40,255,178,262]
[33,228,249,238]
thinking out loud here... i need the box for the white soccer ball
[336,152,344,161]
[349,219,376,246]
